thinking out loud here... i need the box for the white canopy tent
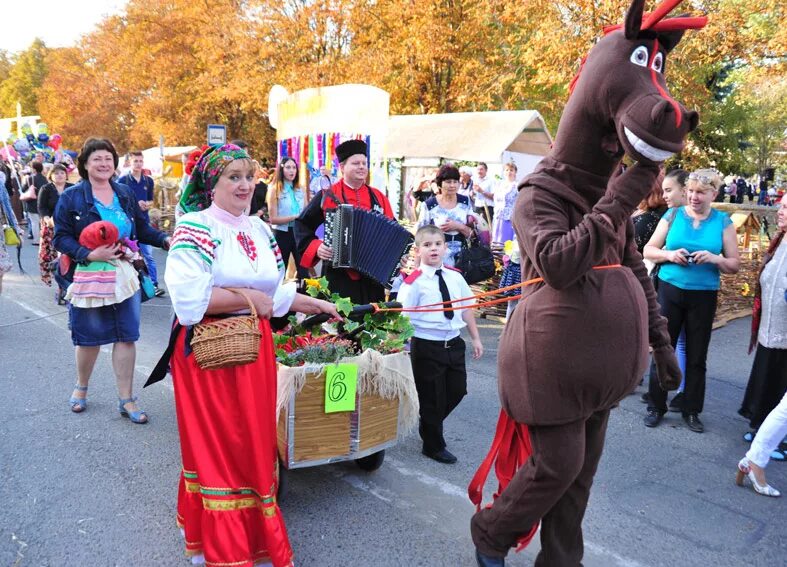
[141,145,197,177]
[386,109,552,165]
[384,110,552,217]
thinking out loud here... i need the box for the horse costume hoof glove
[468,0,708,561]
[653,344,682,391]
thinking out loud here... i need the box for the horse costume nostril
[650,99,671,126]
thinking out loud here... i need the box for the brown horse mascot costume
[470,1,707,565]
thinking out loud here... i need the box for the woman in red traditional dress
[165,145,339,566]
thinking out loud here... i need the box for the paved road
[1,244,784,567]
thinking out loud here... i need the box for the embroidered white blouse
[165,204,297,326]
[758,238,787,349]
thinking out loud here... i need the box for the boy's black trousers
[409,336,468,455]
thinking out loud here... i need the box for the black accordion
[324,204,414,288]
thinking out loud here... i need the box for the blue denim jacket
[0,177,20,232]
[53,178,167,264]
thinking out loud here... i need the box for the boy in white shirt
[398,225,483,464]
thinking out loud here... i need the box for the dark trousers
[323,267,385,305]
[648,280,717,415]
[274,228,309,279]
[410,336,467,454]
[471,409,611,565]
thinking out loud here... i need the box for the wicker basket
[191,289,262,370]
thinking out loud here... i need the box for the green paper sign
[324,363,358,413]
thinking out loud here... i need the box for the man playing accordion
[294,139,395,304]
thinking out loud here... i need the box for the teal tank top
[658,207,732,291]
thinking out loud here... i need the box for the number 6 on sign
[324,363,358,413]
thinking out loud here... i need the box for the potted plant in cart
[273,277,419,491]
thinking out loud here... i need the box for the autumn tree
[12,0,787,171]
[0,39,49,117]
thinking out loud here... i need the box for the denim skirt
[69,291,142,346]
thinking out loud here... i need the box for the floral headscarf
[178,144,251,214]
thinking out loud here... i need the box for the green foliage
[356,310,414,353]
[0,39,48,117]
[277,277,414,365]
[276,340,356,367]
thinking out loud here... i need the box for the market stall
[384,110,553,215]
[269,83,391,202]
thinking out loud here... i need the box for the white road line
[585,542,648,567]
[384,456,468,500]
[7,297,63,325]
[338,457,650,567]
[7,293,647,566]
[8,296,175,392]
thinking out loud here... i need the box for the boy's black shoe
[154,286,166,297]
[476,549,505,567]
[644,410,663,428]
[640,392,650,404]
[423,448,457,464]
[684,413,704,433]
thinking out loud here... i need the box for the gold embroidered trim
[202,497,257,511]
[185,480,200,493]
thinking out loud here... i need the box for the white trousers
[746,390,787,468]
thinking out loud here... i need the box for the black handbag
[455,235,496,284]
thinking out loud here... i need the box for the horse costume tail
[468,409,539,552]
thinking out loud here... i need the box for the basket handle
[226,288,258,319]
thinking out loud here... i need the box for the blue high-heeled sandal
[69,385,88,413]
[118,397,148,424]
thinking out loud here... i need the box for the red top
[300,180,394,276]
[323,180,394,218]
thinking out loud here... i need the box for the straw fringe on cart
[276,349,419,480]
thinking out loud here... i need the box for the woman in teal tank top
[643,169,740,433]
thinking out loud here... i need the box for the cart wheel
[355,450,385,472]
[277,458,288,501]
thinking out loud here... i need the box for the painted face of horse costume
[470,1,706,564]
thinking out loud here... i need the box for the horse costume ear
[657,29,686,52]
[624,0,646,39]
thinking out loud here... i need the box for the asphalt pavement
[1,243,784,567]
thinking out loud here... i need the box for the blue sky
[2,1,125,53]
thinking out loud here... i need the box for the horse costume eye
[651,52,664,73]
[630,46,649,67]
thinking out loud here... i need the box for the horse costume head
[552,0,707,176]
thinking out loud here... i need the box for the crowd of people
[1,133,785,566]
[718,174,784,207]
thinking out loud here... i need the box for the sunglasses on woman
[688,172,716,186]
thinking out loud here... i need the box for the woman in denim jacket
[0,165,21,292]
[54,138,170,423]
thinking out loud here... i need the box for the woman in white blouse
[417,164,477,268]
[736,200,787,497]
[492,162,519,245]
[165,145,338,567]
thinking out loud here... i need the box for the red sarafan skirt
[171,317,293,567]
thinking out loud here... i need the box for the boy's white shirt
[397,263,475,341]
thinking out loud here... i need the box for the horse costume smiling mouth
[559,0,706,174]
[470,1,707,563]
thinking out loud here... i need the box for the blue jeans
[676,327,687,392]
[139,243,158,286]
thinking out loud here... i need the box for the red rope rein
[373,264,622,314]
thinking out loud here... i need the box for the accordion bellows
[324,204,414,288]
